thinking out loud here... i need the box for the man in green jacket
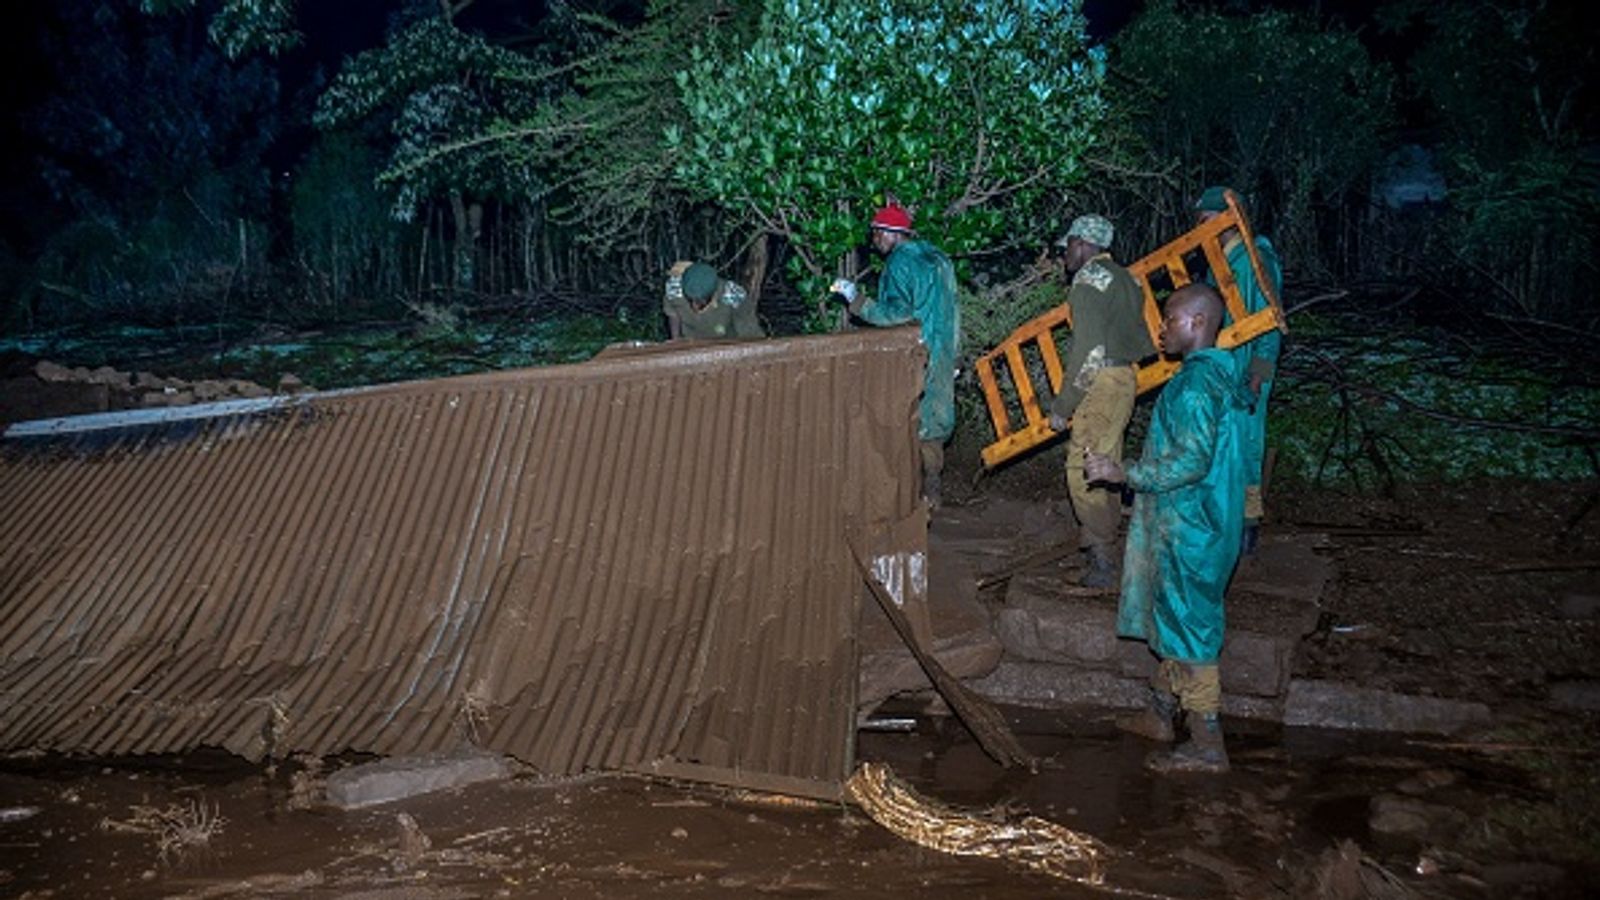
[1195,186,1283,553]
[1047,214,1156,588]
[663,261,764,341]
[1085,283,1252,774]
[831,203,960,507]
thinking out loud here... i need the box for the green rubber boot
[1146,712,1230,775]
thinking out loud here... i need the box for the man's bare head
[1160,283,1224,357]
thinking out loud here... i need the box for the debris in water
[845,762,1107,885]
[394,812,431,872]
[98,798,226,864]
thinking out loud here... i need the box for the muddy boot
[1146,712,1230,775]
[921,470,942,510]
[1080,545,1117,589]
[1116,687,1178,742]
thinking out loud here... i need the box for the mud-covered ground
[3,476,1597,899]
[0,713,1583,899]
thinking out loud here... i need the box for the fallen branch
[1296,349,1600,442]
[1485,311,1600,341]
[1284,288,1351,317]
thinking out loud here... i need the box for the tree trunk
[740,230,772,306]
[449,192,483,293]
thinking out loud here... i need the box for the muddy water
[0,710,1586,898]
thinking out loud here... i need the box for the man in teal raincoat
[1085,283,1251,774]
[831,203,960,506]
[1196,186,1283,553]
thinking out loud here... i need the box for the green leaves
[313,17,558,222]
[141,0,301,58]
[674,0,1107,280]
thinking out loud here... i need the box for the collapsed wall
[0,330,930,800]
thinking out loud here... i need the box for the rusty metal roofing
[0,329,930,800]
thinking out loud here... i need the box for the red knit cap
[870,204,913,233]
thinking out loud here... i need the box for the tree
[673,0,1108,299]
[31,0,282,320]
[290,131,407,310]
[536,1,758,260]
[139,0,301,58]
[1390,0,1599,321]
[1113,0,1395,278]
[312,5,571,291]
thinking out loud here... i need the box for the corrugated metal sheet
[0,329,929,800]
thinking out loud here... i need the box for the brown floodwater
[0,707,1588,898]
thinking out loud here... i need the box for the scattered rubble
[1,357,297,430]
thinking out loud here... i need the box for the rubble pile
[2,358,308,430]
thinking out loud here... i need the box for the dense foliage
[140,0,301,58]
[314,15,559,221]
[28,0,281,322]
[675,0,1107,298]
[1112,0,1395,276]
[1390,0,1599,322]
[536,0,757,258]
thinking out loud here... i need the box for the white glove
[829,278,858,303]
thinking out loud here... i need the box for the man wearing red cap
[831,204,960,507]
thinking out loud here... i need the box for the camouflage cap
[1060,214,1114,249]
[681,262,719,301]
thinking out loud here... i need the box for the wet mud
[2,707,1591,898]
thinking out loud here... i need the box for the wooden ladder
[973,190,1287,468]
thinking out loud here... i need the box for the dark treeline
[3,0,1595,340]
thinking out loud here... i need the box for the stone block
[968,660,1147,710]
[1558,594,1600,621]
[1219,629,1296,698]
[1229,533,1334,609]
[1549,680,1600,712]
[997,582,1298,698]
[34,361,73,383]
[325,751,512,810]
[86,366,131,389]
[1220,692,1284,722]
[1283,680,1491,735]
[995,598,1122,667]
[967,659,1283,721]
